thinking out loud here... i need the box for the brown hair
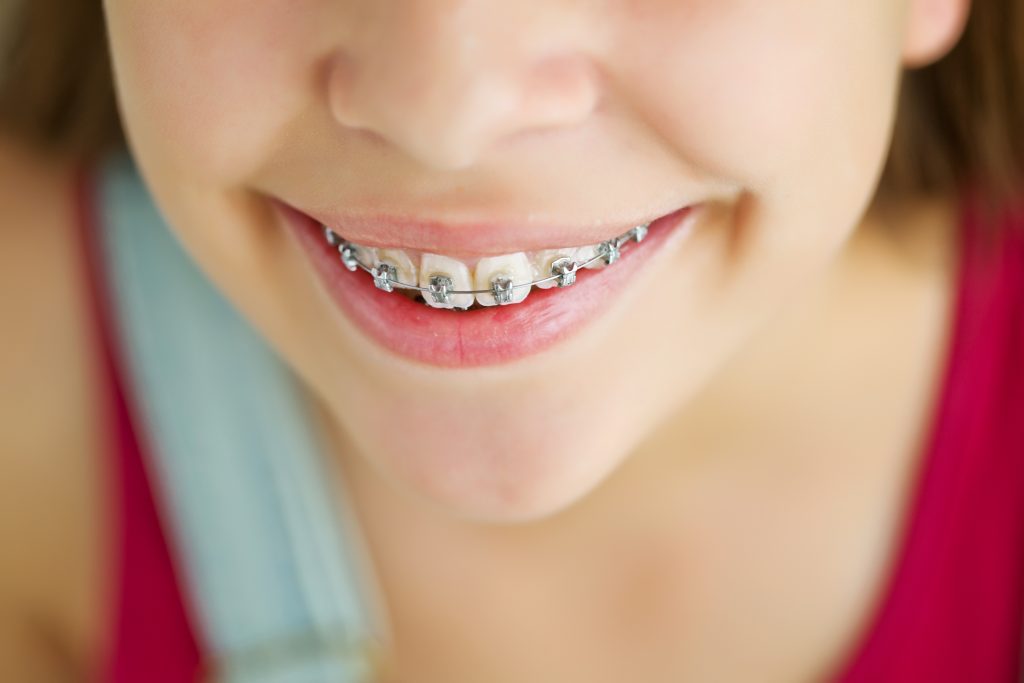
[0,1,120,160]
[1,1,1022,213]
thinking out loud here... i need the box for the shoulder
[0,136,111,679]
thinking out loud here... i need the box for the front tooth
[418,253,475,309]
[531,248,577,289]
[473,252,533,306]
[375,248,417,289]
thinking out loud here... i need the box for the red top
[76,168,206,683]
[74,159,1024,682]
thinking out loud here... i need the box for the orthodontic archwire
[321,222,650,307]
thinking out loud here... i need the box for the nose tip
[326,48,600,171]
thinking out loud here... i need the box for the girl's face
[102,0,966,521]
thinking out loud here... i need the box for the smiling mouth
[280,199,698,366]
[320,220,652,311]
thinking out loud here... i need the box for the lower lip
[280,203,696,368]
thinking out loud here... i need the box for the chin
[363,419,626,524]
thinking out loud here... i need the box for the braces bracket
[324,221,653,303]
[550,257,577,288]
[491,276,514,305]
[427,274,454,305]
[372,262,398,292]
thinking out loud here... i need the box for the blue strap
[95,152,389,682]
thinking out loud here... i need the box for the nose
[326,1,600,170]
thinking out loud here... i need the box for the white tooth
[352,244,377,268]
[375,248,417,287]
[418,253,475,309]
[473,252,532,306]
[574,242,605,269]
[531,248,577,289]
[337,241,376,271]
[356,242,380,264]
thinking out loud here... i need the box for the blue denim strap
[95,152,388,682]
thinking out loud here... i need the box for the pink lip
[279,202,696,368]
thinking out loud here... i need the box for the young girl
[2,0,1022,680]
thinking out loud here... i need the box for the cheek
[104,0,321,182]
[614,0,905,193]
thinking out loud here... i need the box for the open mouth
[278,201,699,367]
[322,221,650,311]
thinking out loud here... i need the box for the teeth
[322,219,656,308]
[597,239,621,266]
[549,257,578,287]
[338,242,359,271]
[573,243,605,270]
[473,252,533,306]
[375,248,417,289]
[324,226,375,271]
[353,244,378,265]
[371,262,397,291]
[531,248,577,289]
[418,253,475,309]
[338,242,377,272]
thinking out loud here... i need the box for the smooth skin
[1,0,968,679]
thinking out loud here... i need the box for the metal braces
[322,221,650,307]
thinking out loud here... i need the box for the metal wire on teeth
[322,221,650,307]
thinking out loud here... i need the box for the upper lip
[289,202,693,258]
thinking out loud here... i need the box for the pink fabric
[833,193,1024,680]
[74,166,206,682]
[75,151,1024,681]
